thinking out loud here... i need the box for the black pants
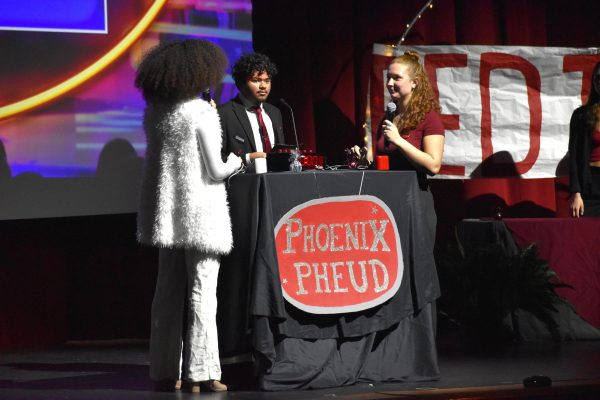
[583,166,600,217]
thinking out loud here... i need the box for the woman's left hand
[382,120,401,144]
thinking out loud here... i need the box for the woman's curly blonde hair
[390,51,440,135]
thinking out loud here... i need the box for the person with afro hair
[135,39,243,393]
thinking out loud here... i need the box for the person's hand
[349,145,370,166]
[249,152,267,161]
[209,99,217,109]
[382,120,401,144]
[569,192,584,217]
[350,145,367,158]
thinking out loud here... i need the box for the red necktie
[253,106,272,152]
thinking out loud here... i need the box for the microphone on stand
[280,98,300,152]
[384,101,397,148]
[201,88,212,102]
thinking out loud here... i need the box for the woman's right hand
[569,192,584,217]
[350,145,370,166]
[350,145,363,157]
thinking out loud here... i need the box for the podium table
[217,170,440,390]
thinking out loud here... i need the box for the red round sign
[274,195,403,314]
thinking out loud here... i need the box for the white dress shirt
[238,93,276,162]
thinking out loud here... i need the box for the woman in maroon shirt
[376,51,445,185]
[376,52,445,367]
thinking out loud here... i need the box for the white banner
[370,45,600,178]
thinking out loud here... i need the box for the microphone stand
[280,98,302,172]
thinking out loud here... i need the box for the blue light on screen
[0,0,107,33]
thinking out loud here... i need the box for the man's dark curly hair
[135,39,228,103]
[231,52,278,89]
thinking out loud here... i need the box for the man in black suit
[219,53,286,164]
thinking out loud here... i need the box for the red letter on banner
[425,53,468,176]
[480,53,541,176]
[563,55,600,105]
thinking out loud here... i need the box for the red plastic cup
[376,155,389,171]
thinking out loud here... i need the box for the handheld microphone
[384,102,396,148]
[280,98,300,152]
[385,101,397,120]
[202,88,212,102]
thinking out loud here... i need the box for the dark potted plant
[436,230,573,342]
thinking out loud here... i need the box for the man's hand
[249,152,267,161]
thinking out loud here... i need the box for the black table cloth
[217,170,440,389]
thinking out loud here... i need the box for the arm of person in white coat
[190,99,243,181]
[197,128,243,181]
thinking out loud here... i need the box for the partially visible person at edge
[218,52,285,167]
[568,61,600,218]
[135,39,243,394]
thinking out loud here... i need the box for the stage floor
[1,332,600,400]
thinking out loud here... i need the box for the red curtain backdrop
[4,0,600,352]
[251,0,600,223]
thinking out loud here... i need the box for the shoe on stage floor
[182,381,201,393]
[182,379,228,393]
[202,379,228,392]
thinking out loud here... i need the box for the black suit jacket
[568,105,592,195]
[218,96,285,160]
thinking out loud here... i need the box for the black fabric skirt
[259,301,439,390]
[584,167,600,217]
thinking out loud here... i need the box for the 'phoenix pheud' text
[282,218,392,295]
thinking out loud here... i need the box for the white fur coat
[137,98,241,254]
